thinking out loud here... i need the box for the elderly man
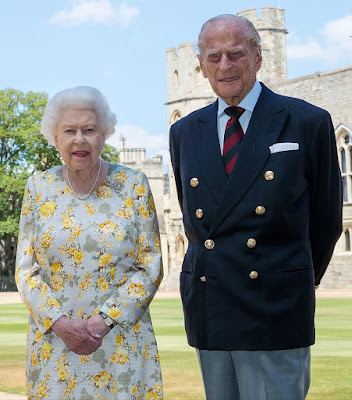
[169,14,342,400]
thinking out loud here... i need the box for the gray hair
[197,14,261,55]
[41,86,117,146]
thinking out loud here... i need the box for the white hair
[40,86,117,146]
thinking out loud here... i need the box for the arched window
[177,235,185,261]
[171,110,181,124]
[195,66,201,85]
[336,125,352,203]
[345,230,351,252]
[174,70,179,88]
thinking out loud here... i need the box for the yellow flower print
[41,230,53,253]
[67,273,72,280]
[47,298,60,308]
[131,384,139,395]
[84,202,96,215]
[136,252,152,266]
[58,364,69,381]
[80,355,91,365]
[97,185,112,199]
[115,333,125,346]
[51,274,63,292]
[144,389,158,400]
[133,322,141,333]
[46,174,54,183]
[99,221,117,234]
[40,201,57,219]
[131,344,136,351]
[143,344,151,361]
[79,273,92,292]
[128,282,146,298]
[21,203,31,216]
[98,252,112,267]
[62,216,74,229]
[138,205,149,219]
[41,341,52,360]
[23,188,29,200]
[93,371,112,389]
[97,276,109,292]
[34,329,43,342]
[27,276,39,289]
[36,377,49,398]
[77,307,83,317]
[148,195,155,211]
[108,306,122,319]
[73,250,84,263]
[99,237,105,243]
[31,352,39,367]
[125,197,133,207]
[116,229,123,241]
[43,318,52,330]
[114,170,127,183]
[110,349,128,365]
[51,262,62,273]
[134,183,146,198]
[35,193,43,203]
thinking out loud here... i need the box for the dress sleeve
[15,177,65,334]
[100,172,163,330]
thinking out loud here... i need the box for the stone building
[123,7,352,290]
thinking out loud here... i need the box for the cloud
[107,125,169,166]
[287,14,352,64]
[48,0,140,27]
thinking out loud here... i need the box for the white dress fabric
[16,163,163,400]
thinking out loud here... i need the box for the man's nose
[219,53,233,71]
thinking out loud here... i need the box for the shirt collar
[217,79,262,117]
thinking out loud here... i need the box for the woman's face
[55,108,105,172]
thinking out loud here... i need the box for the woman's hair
[40,86,117,146]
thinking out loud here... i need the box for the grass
[0,298,351,399]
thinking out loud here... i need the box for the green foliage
[101,143,119,163]
[0,89,61,277]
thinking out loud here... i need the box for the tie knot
[224,106,245,119]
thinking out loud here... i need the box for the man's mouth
[220,76,239,82]
[73,151,89,158]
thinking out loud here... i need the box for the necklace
[66,160,102,200]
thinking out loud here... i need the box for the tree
[0,89,119,286]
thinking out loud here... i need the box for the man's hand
[51,317,102,355]
[87,314,111,339]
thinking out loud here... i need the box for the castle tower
[238,7,287,88]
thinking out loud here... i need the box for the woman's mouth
[73,151,89,158]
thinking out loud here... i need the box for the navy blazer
[169,84,343,351]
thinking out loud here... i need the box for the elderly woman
[16,86,163,400]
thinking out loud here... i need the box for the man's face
[198,20,262,106]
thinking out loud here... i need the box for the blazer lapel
[209,85,289,234]
[193,101,228,204]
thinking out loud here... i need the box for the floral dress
[16,163,163,400]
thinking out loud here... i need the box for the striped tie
[223,106,245,175]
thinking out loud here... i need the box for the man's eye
[228,51,240,61]
[208,54,220,62]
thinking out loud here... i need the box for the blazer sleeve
[308,111,343,285]
[169,122,184,212]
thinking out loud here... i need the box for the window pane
[343,176,348,202]
[341,148,347,173]
[345,230,351,251]
[345,135,350,144]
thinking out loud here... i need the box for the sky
[0,0,351,168]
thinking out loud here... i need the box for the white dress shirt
[217,79,262,155]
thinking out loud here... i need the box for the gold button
[196,209,203,219]
[264,170,274,181]
[249,271,259,279]
[255,206,266,215]
[200,276,206,282]
[190,177,199,187]
[204,239,215,249]
[247,238,256,248]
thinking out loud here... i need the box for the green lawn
[0,298,351,399]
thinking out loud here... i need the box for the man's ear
[255,46,262,72]
[197,54,208,79]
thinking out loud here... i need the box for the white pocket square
[269,142,299,153]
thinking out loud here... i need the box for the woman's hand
[51,316,102,355]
